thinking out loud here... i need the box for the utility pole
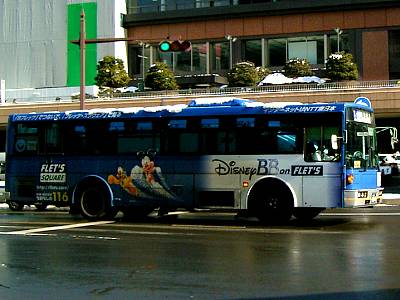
[70,9,135,110]
[79,9,86,110]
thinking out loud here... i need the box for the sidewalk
[382,175,400,205]
[383,193,400,206]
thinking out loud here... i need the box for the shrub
[256,66,271,83]
[326,52,358,81]
[95,56,131,93]
[283,58,313,78]
[145,62,179,91]
[227,61,260,87]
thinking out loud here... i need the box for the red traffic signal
[159,40,191,52]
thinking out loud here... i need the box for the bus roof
[8,97,373,122]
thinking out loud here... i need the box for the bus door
[304,126,343,207]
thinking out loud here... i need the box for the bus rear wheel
[79,185,116,221]
[249,180,293,224]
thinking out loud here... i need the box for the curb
[382,194,400,206]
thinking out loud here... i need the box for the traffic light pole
[79,10,86,110]
[70,9,135,110]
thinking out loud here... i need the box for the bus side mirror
[331,135,339,150]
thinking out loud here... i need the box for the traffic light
[159,40,191,52]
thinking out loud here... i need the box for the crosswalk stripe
[0,220,114,235]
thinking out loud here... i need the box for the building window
[192,43,208,73]
[128,45,151,77]
[244,39,262,66]
[328,33,349,55]
[389,30,400,79]
[128,46,141,76]
[175,52,192,73]
[287,36,324,64]
[268,38,286,67]
[154,42,207,74]
[268,35,327,67]
[210,42,230,73]
[157,51,173,71]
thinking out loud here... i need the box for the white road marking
[321,212,400,216]
[0,220,115,235]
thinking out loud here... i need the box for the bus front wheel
[248,179,293,224]
[79,185,116,221]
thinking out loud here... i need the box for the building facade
[0,0,127,100]
[123,0,400,87]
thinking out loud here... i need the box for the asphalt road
[0,208,400,299]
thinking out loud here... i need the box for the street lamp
[334,27,343,53]
[225,35,237,69]
[138,41,150,90]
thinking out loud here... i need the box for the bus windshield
[346,121,378,169]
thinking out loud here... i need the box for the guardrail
[108,80,400,100]
[3,80,400,105]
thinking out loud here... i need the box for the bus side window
[14,123,39,155]
[164,119,199,155]
[64,124,88,155]
[199,118,218,154]
[44,123,62,154]
[305,126,340,162]
[277,131,299,153]
[117,121,160,154]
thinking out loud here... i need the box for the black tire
[8,201,25,211]
[35,204,48,211]
[293,208,323,221]
[249,180,293,224]
[79,185,116,221]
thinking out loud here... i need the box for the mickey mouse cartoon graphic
[107,150,159,196]
[132,150,158,185]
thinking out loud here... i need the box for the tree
[95,56,131,93]
[256,66,271,83]
[227,61,262,87]
[326,52,358,81]
[283,58,313,78]
[145,62,179,91]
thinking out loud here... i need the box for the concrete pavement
[383,193,400,206]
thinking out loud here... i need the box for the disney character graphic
[108,150,175,200]
[107,166,138,196]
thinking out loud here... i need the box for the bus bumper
[344,188,384,207]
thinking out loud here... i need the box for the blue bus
[5,97,383,222]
